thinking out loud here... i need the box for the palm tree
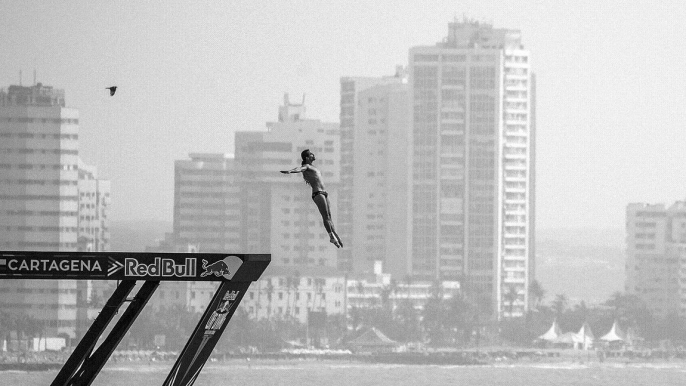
[314,278,325,310]
[457,274,471,301]
[0,312,16,350]
[429,279,443,300]
[380,285,392,310]
[528,279,545,310]
[254,279,263,320]
[356,281,365,308]
[285,276,293,317]
[0,311,11,344]
[265,279,275,321]
[389,279,399,311]
[552,294,568,317]
[290,271,301,318]
[503,285,519,317]
[403,274,413,302]
[604,291,649,328]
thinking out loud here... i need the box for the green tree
[395,299,421,342]
[285,276,293,317]
[254,280,262,320]
[422,296,447,345]
[552,294,568,317]
[265,279,274,321]
[380,285,392,311]
[356,281,365,303]
[314,278,326,310]
[503,285,519,317]
[603,291,653,338]
[290,271,301,318]
[403,275,413,300]
[528,279,545,310]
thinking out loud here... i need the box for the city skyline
[2,1,686,230]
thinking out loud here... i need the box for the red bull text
[124,257,196,278]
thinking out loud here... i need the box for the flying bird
[106,86,117,96]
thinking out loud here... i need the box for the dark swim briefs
[312,190,328,199]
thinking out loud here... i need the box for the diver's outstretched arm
[280,165,309,174]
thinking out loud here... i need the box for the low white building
[240,266,347,324]
[347,261,460,311]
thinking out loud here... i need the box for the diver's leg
[324,195,343,247]
[313,194,339,247]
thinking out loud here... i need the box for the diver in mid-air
[280,149,343,248]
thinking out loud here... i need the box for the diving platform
[0,251,270,386]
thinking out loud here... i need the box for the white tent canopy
[600,320,626,342]
[573,322,595,350]
[538,319,561,341]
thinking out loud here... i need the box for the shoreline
[2,348,685,372]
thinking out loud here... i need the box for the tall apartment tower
[0,83,81,338]
[150,155,242,316]
[338,69,409,274]
[626,201,686,319]
[234,94,340,267]
[408,19,535,318]
[77,158,111,252]
[350,81,412,278]
[173,153,242,252]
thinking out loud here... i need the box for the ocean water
[4,360,686,386]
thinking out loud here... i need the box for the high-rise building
[408,19,535,318]
[625,201,686,319]
[339,68,409,275]
[161,153,243,316]
[234,94,340,267]
[0,83,81,338]
[350,81,412,278]
[173,153,241,252]
[77,158,111,252]
[75,158,112,338]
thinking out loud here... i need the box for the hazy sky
[2,0,685,229]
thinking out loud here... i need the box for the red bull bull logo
[200,255,243,280]
[124,257,196,278]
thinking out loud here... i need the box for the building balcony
[504,164,527,171]
[504,141,527,148]
[502,278,527,286]
[502,266,527,273]
[503,241,527,248]
[504,211,527,219]
[504,176,526,183]
[504,86,528,94]
[504,189,527,196]
[503,155,527,162]
[504,108,528,115]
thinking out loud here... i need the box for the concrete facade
[408,19,534,318]
[0,84,81,338]
[626,201,686,318]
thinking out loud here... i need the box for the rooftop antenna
[19,70,22,86]
[33,69,36,86]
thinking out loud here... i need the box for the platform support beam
[69,280,160,386]
[51,280,160,386]
[51,280,136,386]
